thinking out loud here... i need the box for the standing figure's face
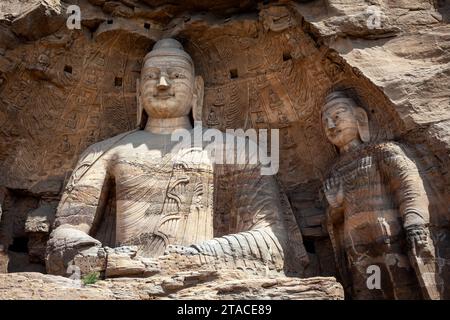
[322,102,360,148]
[140,55,195,119]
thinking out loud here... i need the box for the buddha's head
[137,38,204,128]
[321,90,370,152]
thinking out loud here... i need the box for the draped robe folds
[326,141,439,299]
[51,129,308,275]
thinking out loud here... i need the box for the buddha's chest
[110,148,215,214]
[108,148,216,253]
[333,153,383,195]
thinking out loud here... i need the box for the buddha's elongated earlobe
[355,107,370,143]
[136,78,147,129]
[192,76,204,122]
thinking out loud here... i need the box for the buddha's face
[322,102,360,148]
[140,55,194,119]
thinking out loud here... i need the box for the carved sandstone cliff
[0,0,448,299]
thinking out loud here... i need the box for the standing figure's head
[137,38,204,128]
[321,90,370,152]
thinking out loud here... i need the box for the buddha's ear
[136,78,147,129]
[192,76,204,122]
[136,78,143,128]
[355,107,370,143]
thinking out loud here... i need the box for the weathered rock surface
[0,272,343,300]
[299,0,450,181]
[0,0,448,299]
[0,246,7,273]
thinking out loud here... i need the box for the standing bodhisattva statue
[46,39,307,278]
[322,90,441,299]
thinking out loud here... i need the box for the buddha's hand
[158,245,202,271]
[406,225,433,258]
[104,246,160,278]
[46,226,102,276]
[164,244,200,256]
[324,176,344,208]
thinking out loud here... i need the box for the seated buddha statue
[45,38,308,279]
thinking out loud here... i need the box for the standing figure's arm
[379,142,430,251]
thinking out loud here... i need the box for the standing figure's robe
[326,141,434,299]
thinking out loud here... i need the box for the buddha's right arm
[46,146,111,275]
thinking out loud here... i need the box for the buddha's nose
[327,118,336,129]
[157,75,170,90]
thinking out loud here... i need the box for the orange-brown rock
[0,0,448,300]
[0,271,344,300]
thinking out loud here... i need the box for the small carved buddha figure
[46,39,307,278]
[322,90,440,299]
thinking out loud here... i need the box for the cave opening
[303,239,316,254]
[229,69,238,79]
[8,236,28,253]
[283,52,292,61]
[64,65,72,74]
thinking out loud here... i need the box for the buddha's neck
[144,116,192,134]
[339,138,362,154]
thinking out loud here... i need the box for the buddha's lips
[152,93,175,99]
[327,129,340,138]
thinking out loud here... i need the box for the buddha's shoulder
[79,130,139,159]
[360,141,413,163]
[370,141,407,154]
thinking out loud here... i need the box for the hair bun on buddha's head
[143,38,193,67]
[323,90,357,112]
[153,38,184,51]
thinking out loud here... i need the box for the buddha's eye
[171,72,185,79]
[144,72,158,80]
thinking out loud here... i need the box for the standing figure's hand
[406,225,432,258]
[324,176,344,209]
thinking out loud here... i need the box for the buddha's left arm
[379,142,430,229]
[160,138,299,274]
[189,170,288,273]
